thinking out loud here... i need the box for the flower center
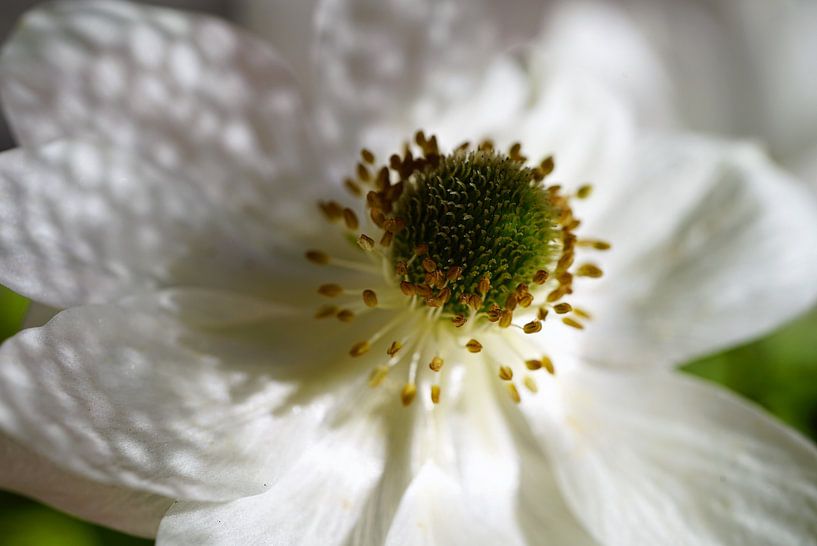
[305,132,610,407]
[391,150,558,316]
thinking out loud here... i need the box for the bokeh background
[0,0,816,544]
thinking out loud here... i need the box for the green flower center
[392,151,558,314]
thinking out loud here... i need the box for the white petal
[0,431,171,538]
[0,139,330,307]
[0,288,375,502]
[440,362,595,545]
[157,414,386,545]
[553,0,817,172]
[563,136,817,368]
[383,462,508,546]
[532,1,678,129]
[523,366,817,546]
[312,0,543,171]
[0,0,324,245]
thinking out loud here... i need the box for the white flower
[0,1,816,545]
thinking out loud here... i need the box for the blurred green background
[1,285,816,544]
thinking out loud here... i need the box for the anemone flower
[1,1,816,545]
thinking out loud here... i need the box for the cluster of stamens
[305,131,609,407]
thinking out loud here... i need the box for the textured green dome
[392,150,558,313]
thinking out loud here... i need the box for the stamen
[368,365,389,387]
[498,366,514,381]
[523,320,542,334]
[562,317,585,330]
[577,239,611,251]
[315,305,338,319]
[525,359,542,370]
[429,356,444,372]
[361,148,376,164]
[576,184,593,199]
[507,383,521,403]
[523,376,538,393]
[576,263,604,278]
[349,341,371,357]
[387,341,403,357]
[401,383,417,406]
[466,339,483,353]
[553,303,573,314]
[533,270,549,285]
[305,250,330,265]
[318,284,344,297]
[357,234,375,251]
[430,384,441,404]
[542,356,555,375]
[343,208,359,230]
[337,309,355,322]
[362,289,378,307]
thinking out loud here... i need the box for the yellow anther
[368,365,389,388]
[362,289,378,307]
[401,383,417,406]
[553,303,573,314]
[576,184,593,199]
[498,366,514,381]
[507,383,521,404]
[446,265,463,282]
[523,376,538,393]
[466,339,483,353]
[400,281,416,296]
[337,309,355,322]
[414,284,433,298]
[452,314,467,328]
[468,294,483,310]
[547,288,567,303]
[315,305,338,319]
[523,320,542,334]
[533,270,549,285]
[318,200,343,221]
[422,258,437,273]
[540,156,555,176]
[305,250,330,265]
[576,263,604,278]
[349,341,371,357]
[573,307,593,320]
[537,307,549,321]
[415,130,427,147]
[499,309,513,329]
[578,239,612,251]
[318,284,343,297]
[344,178,363,197]
[505,293,518,311]
[357,233,375,251]
[525,359,542,371]
[386,341,403,357]
[384,217,406,234]
[478,275,491,295]
[541,356,555,375]
[380,230,394,247]
[562,317,584,330]
[356,162,371,181]
[375,166,390,191]
[395,260,408,276]
[361,148,376,164]
[518,292,534,308]
[431,384,441,404]
[429,357,444,372]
